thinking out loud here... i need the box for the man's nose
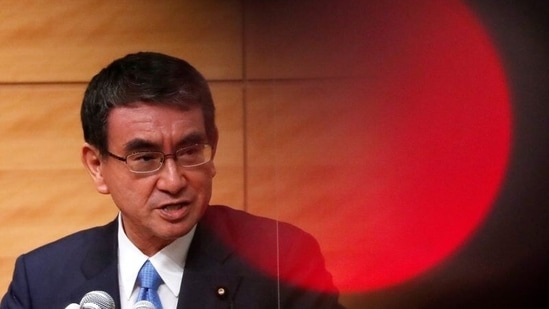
[156,157,186,194]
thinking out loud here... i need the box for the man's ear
[81,143,110,194]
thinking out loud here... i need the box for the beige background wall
[0,0,364,307]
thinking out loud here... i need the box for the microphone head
[79,290,115,309]
[65,304,80,309]
[133,300,156,309]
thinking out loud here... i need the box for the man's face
[83,103,216,255]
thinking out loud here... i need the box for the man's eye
[179,145,204,157]
[181,148,198,156]
[131,153,158,162]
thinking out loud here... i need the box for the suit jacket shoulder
[0,220,120,308]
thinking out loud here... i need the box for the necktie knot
[137,260,163,309]
[138,260,162,289]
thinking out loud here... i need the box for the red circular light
[227,0,511,294]
[313,1,512,292]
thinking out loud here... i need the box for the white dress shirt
[117,214,195,309]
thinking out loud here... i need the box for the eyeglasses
[107,144,213,173]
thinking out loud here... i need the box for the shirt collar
[117,213,195,301]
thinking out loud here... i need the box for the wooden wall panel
[244,0,371,80]
[0,0,242,82]
[0,84,116,290]
[0,84,85,170]
[209,82,245,210]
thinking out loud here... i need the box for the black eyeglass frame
[107,143,213,173]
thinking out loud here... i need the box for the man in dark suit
[0,52,343,308]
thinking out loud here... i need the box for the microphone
[65,304,80,309]
[79,291,115,309]
[133,300,155,309]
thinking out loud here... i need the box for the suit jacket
[0,205,344,309]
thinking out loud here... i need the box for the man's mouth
[156,200,193,220]
[163,204,182,211]
[161,202,189,212]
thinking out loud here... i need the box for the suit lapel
[70,219,121,306]
[178,216,242,309]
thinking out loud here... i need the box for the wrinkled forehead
[106,103,207,151]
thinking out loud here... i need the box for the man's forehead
[107,104,204,125]
[106,104,207,148]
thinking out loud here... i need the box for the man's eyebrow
[123,139,159,152]
[121,133,208,153]
[178,132,208,147]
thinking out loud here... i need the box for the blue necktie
[137,260,163,309]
